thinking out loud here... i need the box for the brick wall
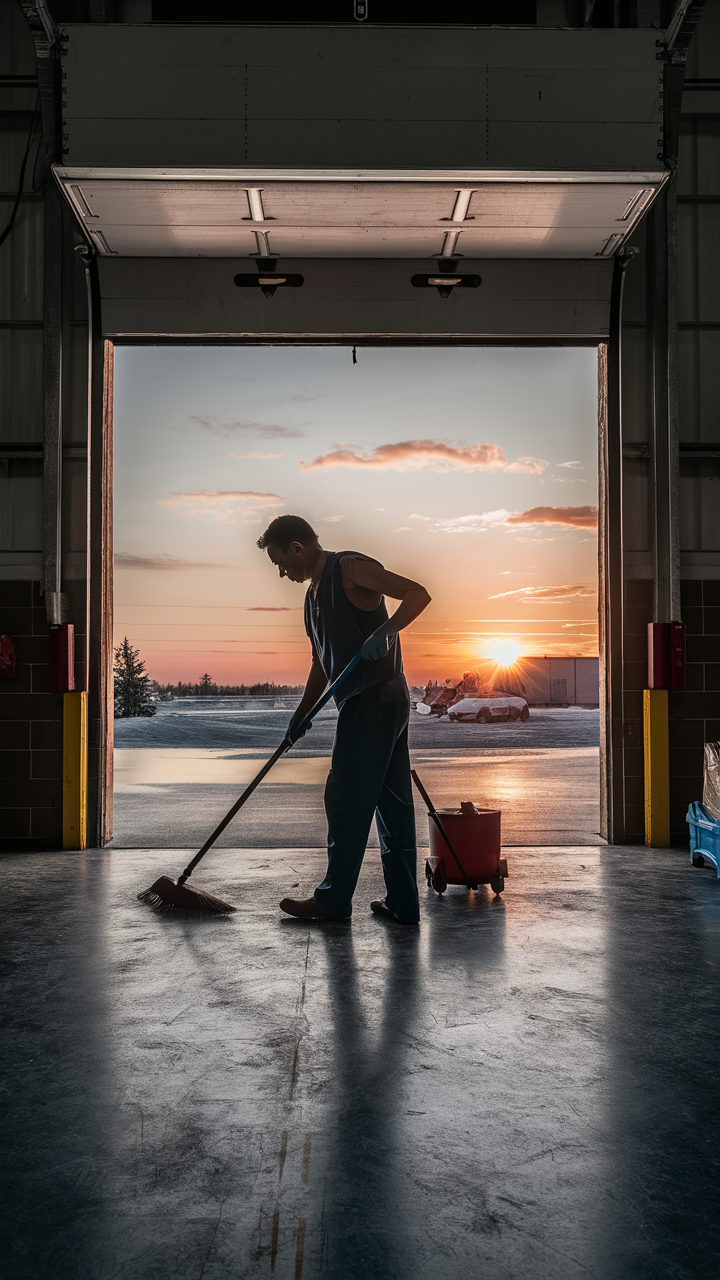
[670,580,720,842]
[0,581,63,851]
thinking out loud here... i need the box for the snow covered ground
[114,697,599,753]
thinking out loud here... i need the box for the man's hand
[360,624,395,662]
[287,708,312,744]
[286,657,327,744]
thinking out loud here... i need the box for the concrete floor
[2,843,718,1279]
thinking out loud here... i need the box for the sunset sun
[487,640,522,667]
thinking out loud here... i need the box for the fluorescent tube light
[596,233,624,257]
[617,189,651,221]
[88,230,117,255]
[246,188,265,221]
[440,229,461,258]
[253,229,272,256]
[450,189,475,222]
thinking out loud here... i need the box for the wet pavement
[112,747,601,848]
[112,705,601,849]
[2,842,718,1279]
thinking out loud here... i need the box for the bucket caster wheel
[692,852,706,868]
[431,869,447,895]
[469,883,479,891]
[490,877,505,895]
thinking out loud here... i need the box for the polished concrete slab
[2,844,718,1279]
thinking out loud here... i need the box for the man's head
[257,514,321,583]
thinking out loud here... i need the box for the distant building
[468,658,599,707]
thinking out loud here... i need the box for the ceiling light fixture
[440,229,461,257]
[411,261,481,299]
[446,188,476,222]
[596,232,624,257]
[88,229,117,255]
[244,188,267,222]
[616,189,651,221]
[252,229,272,257]
[234,259,303,298]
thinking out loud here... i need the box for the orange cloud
[157,489,284,523]
[505,505,598,528]
[298,440,548,476]
[488,584,596,602]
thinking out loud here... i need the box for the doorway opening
[109,344,601,849]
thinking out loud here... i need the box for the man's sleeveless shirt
[304,551,406,707]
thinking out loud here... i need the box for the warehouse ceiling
[55,168,664,259]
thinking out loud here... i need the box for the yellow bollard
[643,688,670,847]
[63,691,88,850]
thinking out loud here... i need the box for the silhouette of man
[257,514,431,924]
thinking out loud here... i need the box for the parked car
[448,696,530,723]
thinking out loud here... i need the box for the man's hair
[257,514,319,552]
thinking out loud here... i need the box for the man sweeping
[257,514,431,925]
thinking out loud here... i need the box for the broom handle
[411,768,471,886]
[178,651,364,883]
[292,650,362,740]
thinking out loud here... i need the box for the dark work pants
[313,685,419,922]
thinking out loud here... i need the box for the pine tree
[113,636,157,718]
[199,672,213,696]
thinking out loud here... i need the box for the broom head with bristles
[137,874,237,915]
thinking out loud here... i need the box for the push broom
[138,651,363,914]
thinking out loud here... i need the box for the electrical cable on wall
[0,95,41,250]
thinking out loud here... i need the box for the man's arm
[287,657,328,741]
[341,558,431,660]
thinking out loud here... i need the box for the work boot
[370,899,419,926]
[279,896,336,920]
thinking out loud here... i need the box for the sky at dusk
[113,345,599,686]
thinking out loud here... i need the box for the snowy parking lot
[114,696,599,753]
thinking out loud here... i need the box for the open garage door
[43,20,676,847]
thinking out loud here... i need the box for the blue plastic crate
[686,801,720,878]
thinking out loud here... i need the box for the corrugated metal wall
[678,1,720,578]
[670,0,720,840]
[0,0,43,578]
[0,0,93,849]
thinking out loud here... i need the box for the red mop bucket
[427,805,505,892]
[412,772,508,895]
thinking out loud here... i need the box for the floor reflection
[596,849,720,1278]
[315,925,422,1278]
